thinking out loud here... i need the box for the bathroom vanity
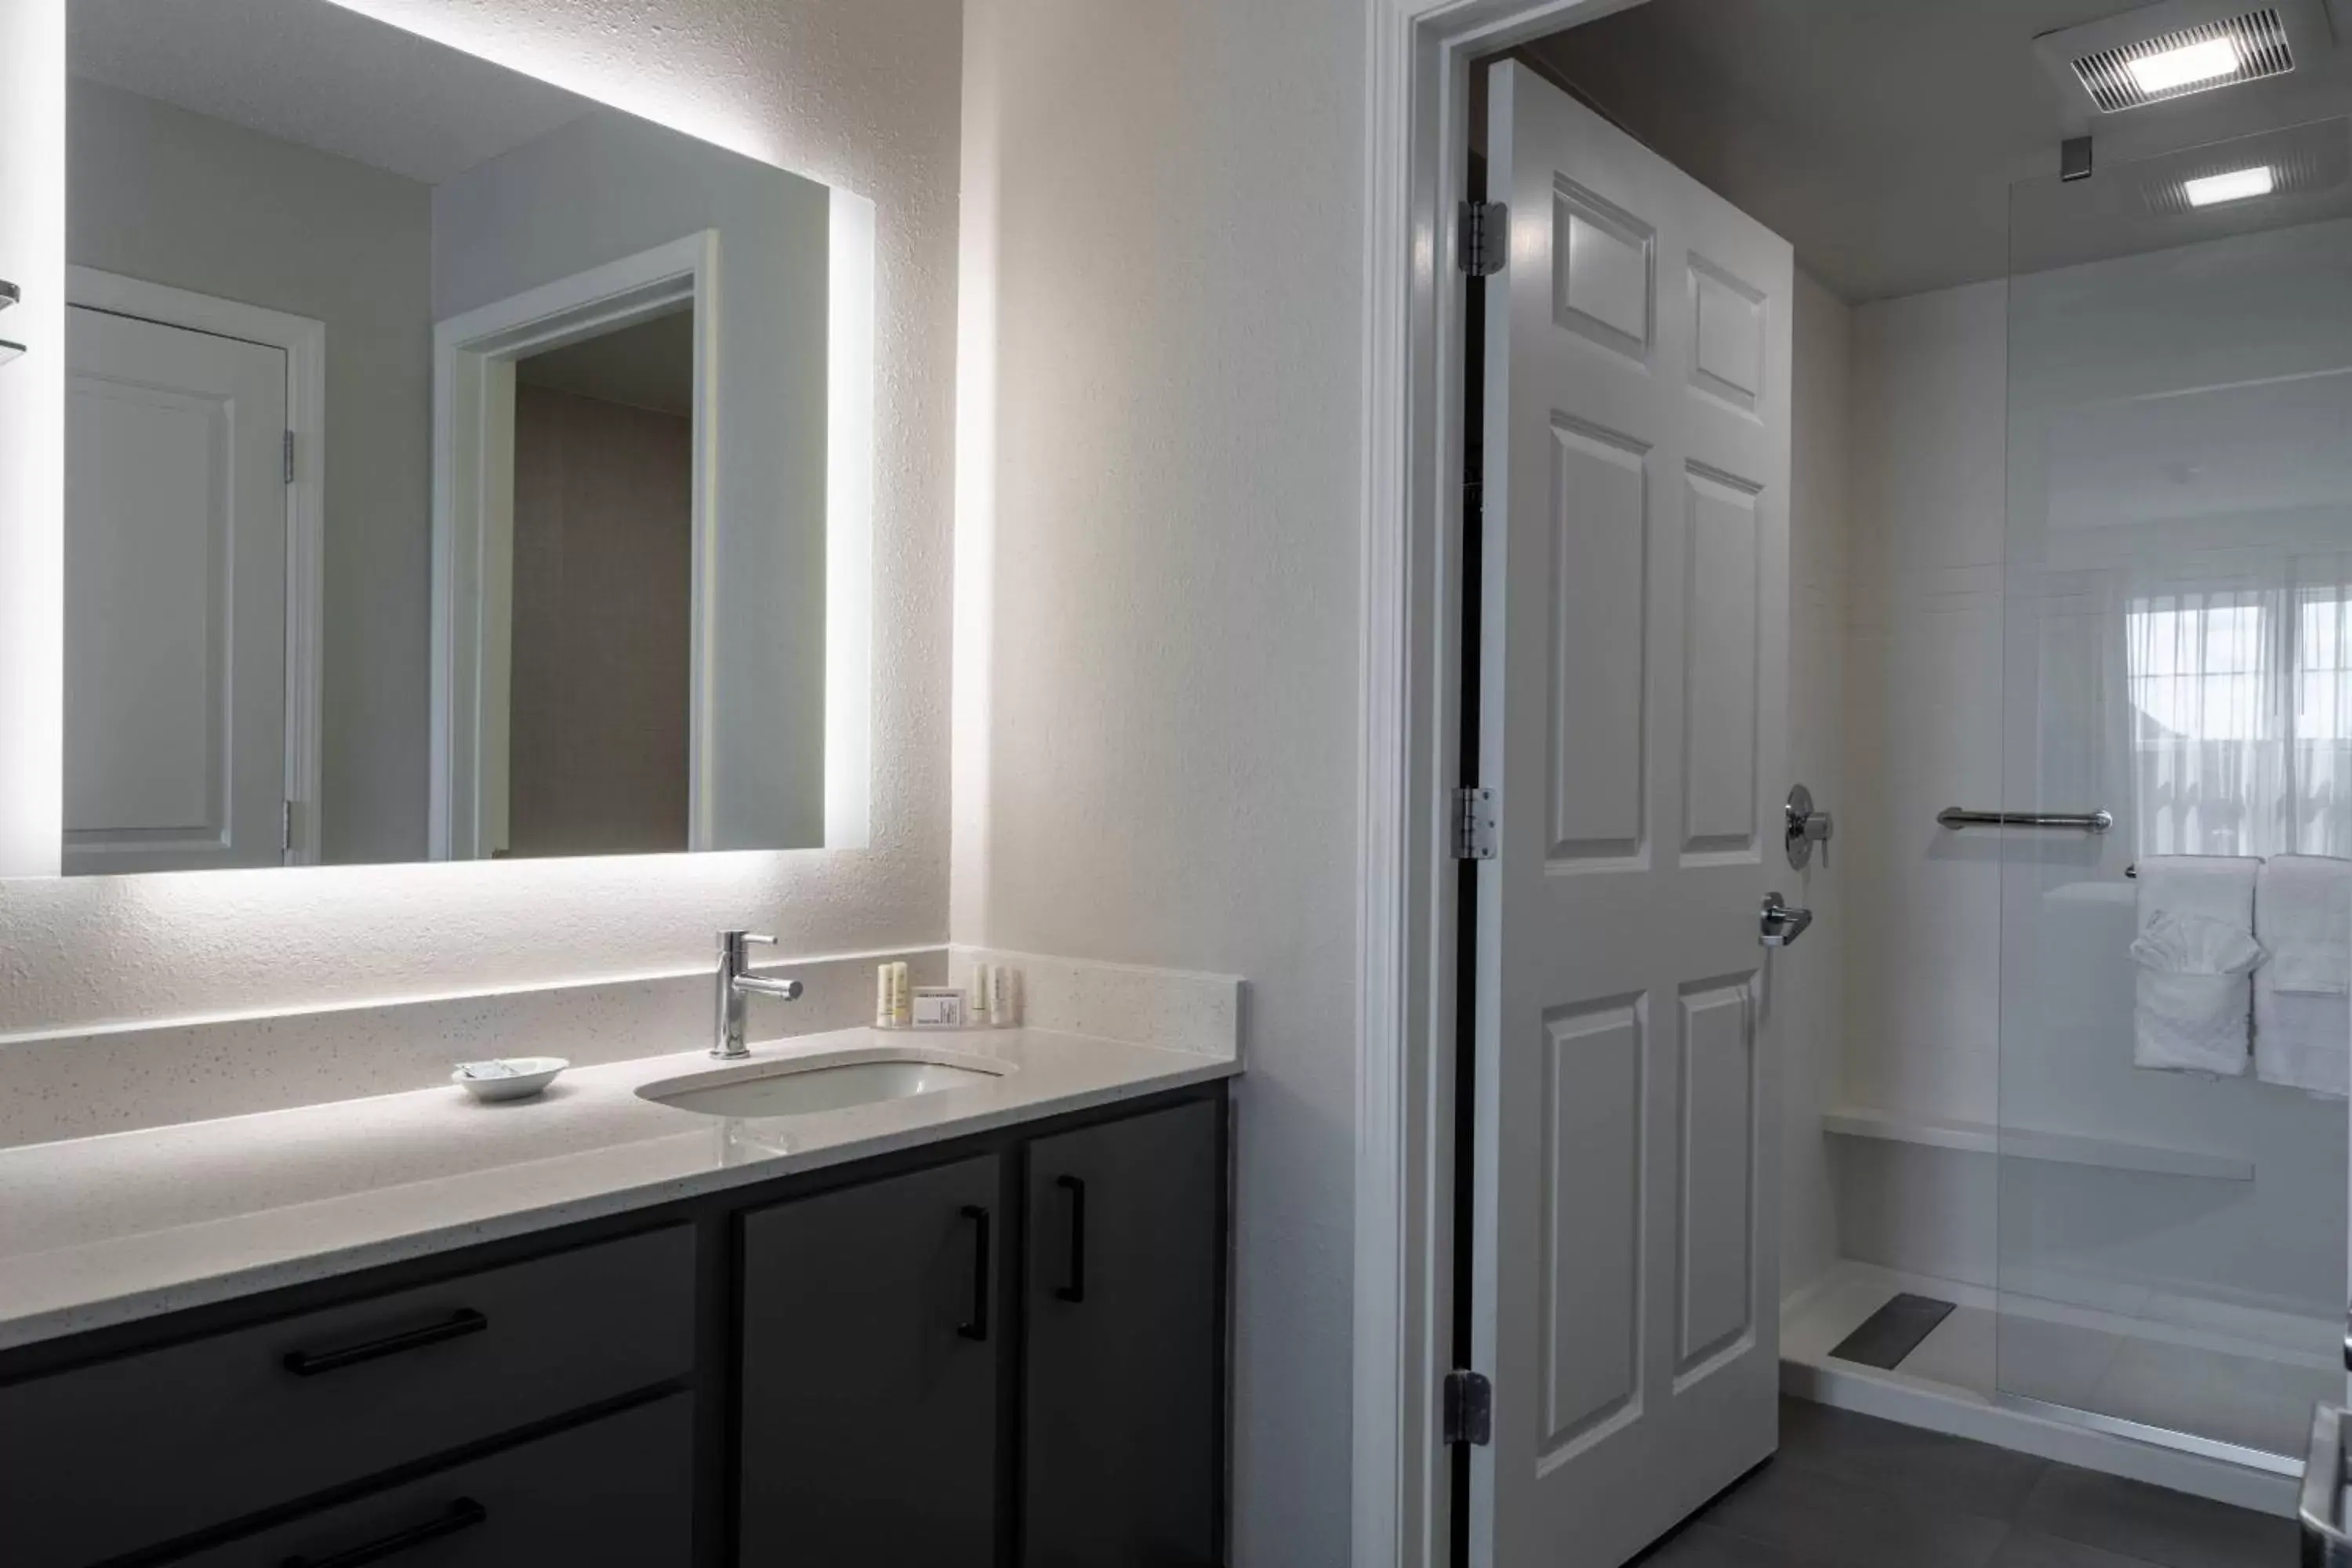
[0,1042,1230,1567]
[0,4,1240,1563]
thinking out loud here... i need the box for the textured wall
[955,1,1365,1560]
[0,0,960,1033]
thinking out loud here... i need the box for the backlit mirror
[60,0,869,873]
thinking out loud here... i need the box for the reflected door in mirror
[65,305,289,874]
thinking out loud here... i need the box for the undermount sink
[637,1049,1008,1120]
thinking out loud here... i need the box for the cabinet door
[738,1154,1002,1567]
[1024,1098,1224,1568]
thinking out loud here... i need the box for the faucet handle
[719,930,779,964]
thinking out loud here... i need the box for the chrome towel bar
[1936,808,2113,833]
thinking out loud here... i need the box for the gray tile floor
[1636,1399,2301,1568]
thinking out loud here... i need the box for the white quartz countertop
[0,1026,1237,1350]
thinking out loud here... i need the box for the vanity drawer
[164,1392,693,1568]
[0,1224,695,1568]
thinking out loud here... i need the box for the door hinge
[1442,1369,1493,1446]
[1457,201,1508,277]
[1453,786,1497,860]
[283,429,296,485]
[281,799,295,853]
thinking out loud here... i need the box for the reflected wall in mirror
[61,0,866,874]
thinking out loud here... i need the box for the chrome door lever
[1759,892,1813,949]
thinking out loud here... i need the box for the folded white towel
[2132,856,2260,1076]
[2254,855,2352,1098]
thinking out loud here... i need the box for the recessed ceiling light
[2183,165,2277,205]
[2126,36,2241,94]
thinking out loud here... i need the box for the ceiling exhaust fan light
[2183,165,2277,205]
[2126,36,2241,93]
[2060,8,2296,112]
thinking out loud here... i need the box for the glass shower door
[1996,119,2352,1468]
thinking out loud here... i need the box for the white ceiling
[518,308,698,418]
[1524,0,2352,300]
[70,0,593,186]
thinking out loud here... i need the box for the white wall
[434,110,833,851]
[1780,268,1852,1303]
[1834,278,2010,1287]
[1843,279,2010,1129]
[954,0,1363,1559]
[68,80,437,865]
[0,0,960,1033]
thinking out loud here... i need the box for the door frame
[427,230,719,861]
[1352,5,1655,1565]
[64,266,327,867]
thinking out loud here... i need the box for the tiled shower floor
[1786,1265,2339,1462]
[1639,1397,2301,1568]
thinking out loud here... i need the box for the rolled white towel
[2254,855,2352,1098]
[2131,856,2260,1076]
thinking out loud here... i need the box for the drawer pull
[957,1204,991,1341]
[1054,1174,1087,1304]
[282,1496,488,1567]
[282,1308,488,1377]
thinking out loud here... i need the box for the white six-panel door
[64,305,289,873]
[1473,62,1794,1568]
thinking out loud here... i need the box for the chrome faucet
[713,930,803,1058]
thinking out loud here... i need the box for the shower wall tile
[1838,278,2008,1287]
[1782,269,1855,1304]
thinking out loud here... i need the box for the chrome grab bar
[2301,1404,2352,1566]
[1936,808,2113,833]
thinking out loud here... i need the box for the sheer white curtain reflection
[2127,559,2352,858]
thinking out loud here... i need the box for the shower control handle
[1785,785,1834,871]
[1759,892,1813,949]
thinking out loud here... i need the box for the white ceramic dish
[451,1057,568,1102]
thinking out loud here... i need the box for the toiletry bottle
[876,964,894,1028]
[971,963,993,1025]
[990,965,1016,1026]
[891,962,913,1026]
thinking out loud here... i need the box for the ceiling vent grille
[2071,8,2294,111]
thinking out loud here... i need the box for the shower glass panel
[1998,119,2352,1468]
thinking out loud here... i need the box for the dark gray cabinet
[0,1226,695,1568]
[1023,1098,1225,1568]
[736,1153,1005,1567]
[0,1083,1225,1568]
[165,1393,695,1568]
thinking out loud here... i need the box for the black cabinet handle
[957,1205,991,1341]
[282,1308,488,1377]
[1054,1174,1087,1304]
[282,1496,488,1567]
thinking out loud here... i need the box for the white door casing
[64,304,290,873]
[1473,61,1792,1568]
[430,230,719,862]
